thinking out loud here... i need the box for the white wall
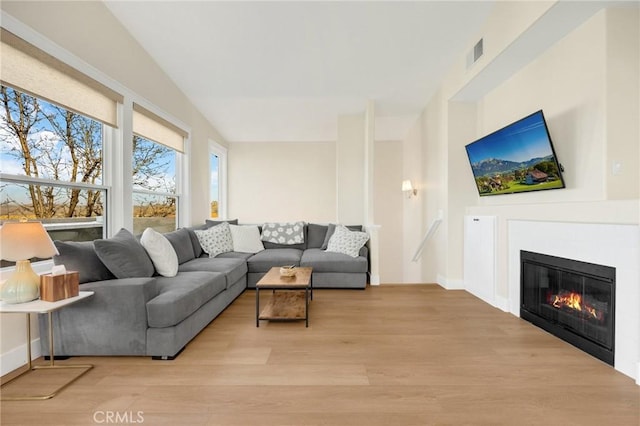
[478,10,607,205]
[227,142,336,223]
[401,116,423,283]
[336,114,366,224]
[468,10,639,300]
[374,141,403,283]
[407,4,639,291]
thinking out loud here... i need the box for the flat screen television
[464,110,565,197]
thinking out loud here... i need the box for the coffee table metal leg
[305,287,309,327]
[256,287,260,327]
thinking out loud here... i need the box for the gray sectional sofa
[39,221,369,359]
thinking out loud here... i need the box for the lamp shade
[401,180,414,192]
[0,221,59,261]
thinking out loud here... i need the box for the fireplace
[520,250,615,365]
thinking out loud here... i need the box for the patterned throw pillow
[325,225,369,258]
[261,222,305,245]
[194,222,233,258]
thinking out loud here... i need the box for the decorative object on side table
[279,265,297,277]
[40,270,80,302]
[0,220,59,303]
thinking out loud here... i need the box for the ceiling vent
[466,38,484,69]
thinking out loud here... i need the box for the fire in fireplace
[549,291,604,321]
[520,251,615,365]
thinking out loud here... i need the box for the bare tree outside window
[1,85,178,243]
[0,85,104,220]
[132,135,177,234]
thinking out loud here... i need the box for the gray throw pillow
[321,224,363,250]
[164,228,196,264]
[205,219,238,227]
[307,223,328,249]
[53,240,115,284]
[94,228,155,278]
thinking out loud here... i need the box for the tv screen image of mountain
[464,110,565,197]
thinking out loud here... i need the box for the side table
[0,291,94,400]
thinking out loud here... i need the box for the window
[132,135,177,235]
[210,153,219,218]
[209,141,227,219]
[0,27,189,265]
[0,28,121,267]
[0,86,109,265]
[132,104,186,235]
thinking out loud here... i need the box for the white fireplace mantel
[507,220,639,384]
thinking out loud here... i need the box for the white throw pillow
[229,225,265,253]
[140,227,179,277]
[194,222,233,258]
[325,225,369,258]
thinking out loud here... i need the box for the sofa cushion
[229,225,265,253]
[326,225,369,258]
[94,228,155,278]
[140,228,179,277]
[146,271,226,328]
[216,251,254,261]
[178,257,248,288]
[301,248,368,273]
[194,222,233,257]
[321,224,363,249]
[164,228,196,264]
[261,222,305,245]
[247,248,303,273]
[53,240,115,284]
[307,223,328,249]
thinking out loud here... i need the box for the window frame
[0,84,114,257]
[130,101,190,234]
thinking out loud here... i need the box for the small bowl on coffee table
[279,265,296,277]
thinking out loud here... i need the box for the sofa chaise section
[40,228,247,359]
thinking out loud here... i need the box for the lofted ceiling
[104,1,494,142]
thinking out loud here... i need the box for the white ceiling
[104,1,494,142]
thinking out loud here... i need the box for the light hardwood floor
[2,285,639,425]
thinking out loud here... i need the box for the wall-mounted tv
[464,110,565,197]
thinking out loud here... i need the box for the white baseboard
[0,338,41,376]
[369,274,380,286]
[636,362,640,386]
[494,295,510,312]
[436,274,464,290]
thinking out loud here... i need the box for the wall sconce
[402,180,418,198]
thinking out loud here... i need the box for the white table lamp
[0,221,59,303]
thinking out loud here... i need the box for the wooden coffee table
[256,266,312,327]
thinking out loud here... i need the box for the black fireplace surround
[520,250,616,365]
